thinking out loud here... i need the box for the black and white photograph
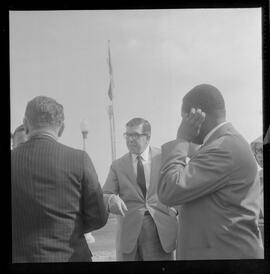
[9,4,268,268]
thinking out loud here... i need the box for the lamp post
[80,119,95,244]
[80,119,89,151]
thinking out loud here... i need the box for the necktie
[136,155,146,198]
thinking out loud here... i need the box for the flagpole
[80,119,95,244]
[108,104,116,161]
[107,40,116,162]
[111,101,116,161]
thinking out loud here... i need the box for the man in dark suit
[12,96,108,262]
[158,84,264,260]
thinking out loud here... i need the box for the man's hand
[177,108,206,142]
[109,195,128,216]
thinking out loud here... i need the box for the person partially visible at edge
[264,125,270,145]
[103,117,178,261]
[251,136,264,242]
[11,124,28,149]
[12,96,108,262]
[157,84,264,260]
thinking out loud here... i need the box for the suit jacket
[158,123,264,260]
[12,134,108,262]
[103,147,178,254]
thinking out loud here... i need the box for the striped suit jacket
[12,134,108,262]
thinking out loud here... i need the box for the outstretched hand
[109,195,128,216]
[177,108,206,142]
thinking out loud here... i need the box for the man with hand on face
[103,118,178,261]
[158,84,264,260]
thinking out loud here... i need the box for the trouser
[117,212,173,261]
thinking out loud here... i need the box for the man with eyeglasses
[103,117,178,261]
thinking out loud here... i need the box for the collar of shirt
[29,131,58,141]
[131,145,150,162]
[203,121,229,145]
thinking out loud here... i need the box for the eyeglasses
[123,133,148,140]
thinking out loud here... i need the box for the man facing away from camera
[103,118,178,261]
[12,96,108,262]
[158,84,264,260]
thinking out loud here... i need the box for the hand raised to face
[177,108,206,142]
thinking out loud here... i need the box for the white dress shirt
[131,145,151,190]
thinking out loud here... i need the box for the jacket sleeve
[157,139,233,207]
[102,165,120,208]
[81,151,108,233]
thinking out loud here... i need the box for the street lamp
[80,119,89,151]
[80,119,95,244]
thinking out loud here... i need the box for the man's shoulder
[201,130,252,165]
[56,142,85,157]
[205,123,247,149]
[210,130,248,151]
[31,138,86,160]
[112,152,130,166]
[150,146,161,155]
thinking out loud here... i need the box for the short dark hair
[25,96,64,129]
[126,117,151,136]
[182,84,226,119]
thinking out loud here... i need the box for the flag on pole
[107,40,114,101]
[108,41,113,76]
[107,104,113,117]
[108,79,113,101]
[106,40,116,161]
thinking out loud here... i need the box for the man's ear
[58,123,65,137]
[23,118,29,135]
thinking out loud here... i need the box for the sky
[10,9,262,184]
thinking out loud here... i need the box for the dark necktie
[136,155,146,198]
